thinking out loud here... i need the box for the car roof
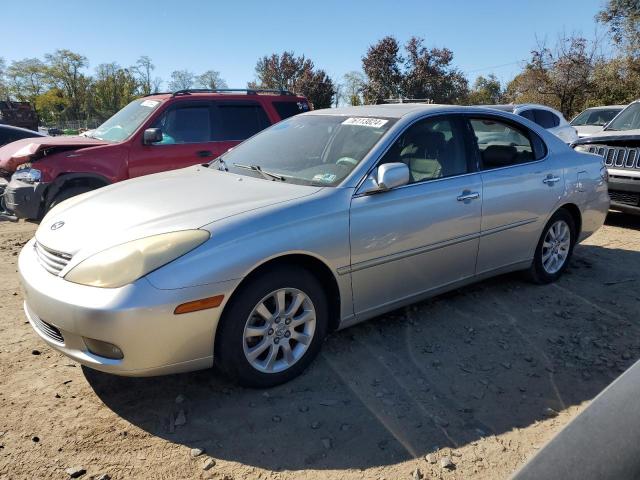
[309,103,556,120]
[0,124,44,136]
[142,90,307,102]
[583,105,626,110]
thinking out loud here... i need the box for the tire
[526,208,577,284]
[215,265,328,388]
[47,186,96,212]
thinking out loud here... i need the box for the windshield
[571,108,622,126]
[217,114,396,186]
[90,98,162,142]
[605,103,640,131]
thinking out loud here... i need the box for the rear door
[468,115,563,274]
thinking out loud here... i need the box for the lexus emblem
[50,221,65,231]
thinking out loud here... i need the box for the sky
[3,0,608,90]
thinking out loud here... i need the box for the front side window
[606,103,640,131]
[379,116,469,183]
[90,98,162,142]
[214,102,270,141]
[470,117,543,169]
[151,104,212,144]
[218,114,395,186]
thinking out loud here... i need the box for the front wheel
[526,209,576,284]
[215,266,328,388]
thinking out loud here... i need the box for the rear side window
[533,109,560,128]
[519,109,535,122]
[214,102,270,141]
[273,101,309,120]
[469,117,546,169]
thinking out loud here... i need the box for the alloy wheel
[541,220,571,274]
[242,288,316,373]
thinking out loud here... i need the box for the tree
[342,71,365,106]
[168,69,195,91]
[0,57,7,99]
[506,35,599,117]
[361,36,403,103]
[91,63,138,119]
[6,58,47,103]
[361,36,467,104]
[467,74,503,104]
[45,49,90,120]
[196,70,227,89]
[34,88,68,124]
[250,51,336,108]
[133,56,155,95]
[598,0,640,57]
[401,37,468,103]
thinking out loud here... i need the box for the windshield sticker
[140,100,160,108]
[312,173,337,184]
[342,117,388,128]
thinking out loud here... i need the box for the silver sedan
[18,104,609,387]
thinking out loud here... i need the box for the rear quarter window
[533,109,560,129]
[272,101,309,120]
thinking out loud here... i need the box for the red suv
[0,89,309,220]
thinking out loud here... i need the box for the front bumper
[4,178,48,219]
[607,169,640,214]
[18,238,239,376]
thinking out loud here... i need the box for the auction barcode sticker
[342,117,388,128]
[141,100,160,108]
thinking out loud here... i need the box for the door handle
[457,191,480,202]
[196,150,214,158]
[543,174,561,185]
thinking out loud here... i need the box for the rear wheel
[215,266,328,387]
[526,209,576,284]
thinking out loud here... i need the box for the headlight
[65,230,210,288]
[13,168,41,183]
[573,145,590,153]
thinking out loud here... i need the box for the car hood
[574,128,640,145]
[0,136,108,173]
[36,165,323,256]
[574,125,604,137]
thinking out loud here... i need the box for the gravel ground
[1,214,639,480]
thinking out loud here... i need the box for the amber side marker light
[174,295,224,314]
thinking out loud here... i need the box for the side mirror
[359,162,410,195]
[143,128,163,145]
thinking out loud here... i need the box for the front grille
[585,145,640,170]
[34,241,72,276]
[30,313,64,344]
[609,190,640,207]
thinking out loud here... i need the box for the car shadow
[84,225,640,472]
[606,211,640,231]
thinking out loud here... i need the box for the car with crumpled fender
[19,104,609,387]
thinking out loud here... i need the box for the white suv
[483,104,578,144]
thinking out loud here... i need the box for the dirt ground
[1,214,639,480]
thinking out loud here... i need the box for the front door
[349,115,482,317]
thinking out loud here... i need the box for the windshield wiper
[233,163,286,181]
[208,156,228,171]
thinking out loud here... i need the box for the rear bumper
[18,238,239,376]
[3,178,48,219]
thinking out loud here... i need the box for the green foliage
[598,0,640,57]
[362,36,468,104]
[467,74,503,105]
[249,51,336,108]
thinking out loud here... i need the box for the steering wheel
[336,157,358,167]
